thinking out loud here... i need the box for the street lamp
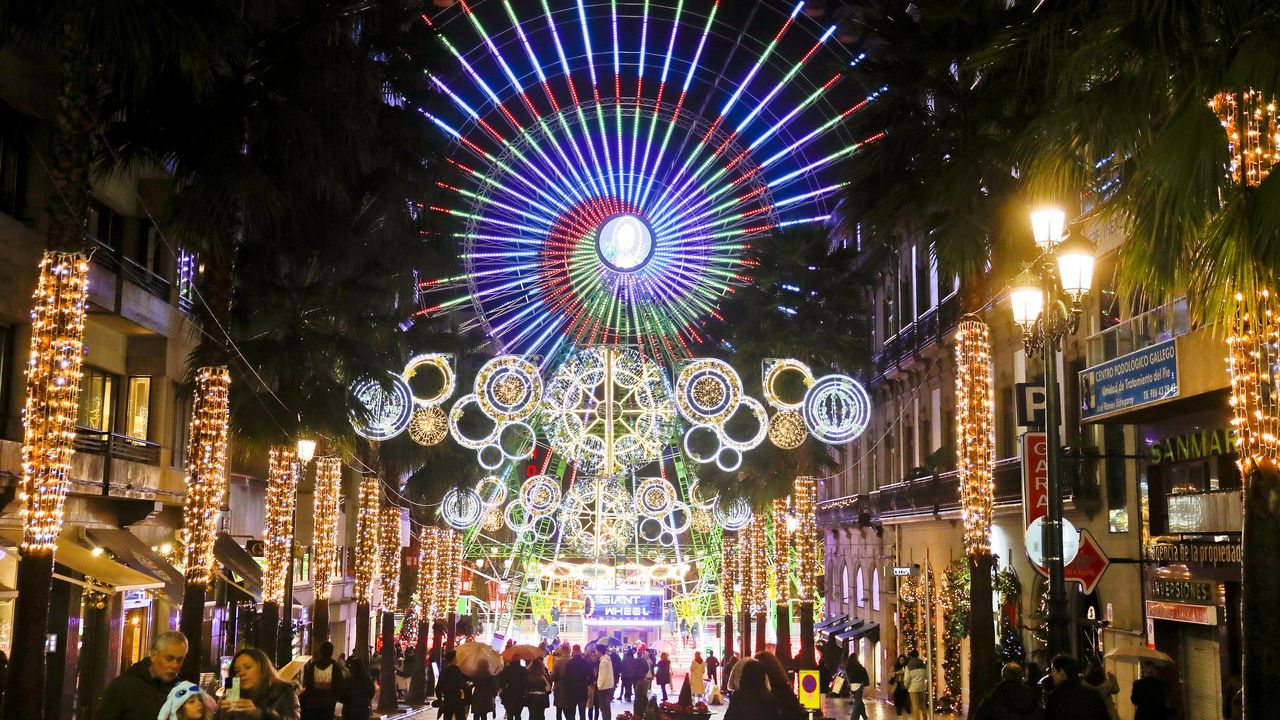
[296,438,317,464]
[1009,208,1095,658]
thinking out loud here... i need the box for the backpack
[314,663,334,690]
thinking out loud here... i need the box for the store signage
[1079,339,1178,420]
[583,589,663,624]
[1150,579,1216,605]
[1063,530,1111,595]
[892,566,919,577]
[1148,427,1238,464]
[1022,432,1049,529]
[1145,540,1242,566]
[1015,384,1047,428]
[123,589,151,610]
[1146,601,1218,626]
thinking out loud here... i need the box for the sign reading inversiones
[1150,579,1216,604]
[583,589,664,624]
[1146,601,1218,626]
[1080,339,1179,420]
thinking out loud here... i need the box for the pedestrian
[437,650,474,720]
[1082,661,1119,720]
[499,659,528,720]
[527,657,553,720]
[1043,654,1109,720]
[754,652,804,720]
[723,660,780,720]
[218,647,301,720]
[706,651,720,686]
[721,652,738,692]
[550,646,573,720]
[689,652,707,702]
[473,673,500,720]
[609,648,624,700]
[972,663,1043,720]
[656,652,673,701]
[904,651,929,720]
[843,653,871,720]
[301,641,346,720]
[340,659,376,720]
[1129,662,1173,720]
[98,630,188,720]
[594,644,616,720]
[620,648,638,702]
[886,655,910,717]
[159,682,215,720]
[633,646,653,718]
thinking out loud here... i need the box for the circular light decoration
[596,214,656,272]
[635,477,677,517]
[403,353,455,407]
[718,397,770,451]
[440,487,484,529]
[520,475,562,518]
[691,507,715,533]
[768,409,807,449]
[415,1,860,368]
[713,497,754,532]
[762,359,815,411]
[504,499,535,532]
[408,406,449,446]
[476,476,508,508]
[497,421,537,460]
[482,508,503,532]
[688,476,718,509]
[676,359,742,425]
[475,355,543,422]
[448,394,500,449]
[541,347,676,477]
[557,477,637,557]
[350,373,413,441]
[802,374,872,444]
[662,501,693,534]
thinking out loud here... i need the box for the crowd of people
[967,655,1176,720]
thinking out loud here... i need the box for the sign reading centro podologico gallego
[1079,339,1179,421]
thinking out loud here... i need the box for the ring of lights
[717,397,770,451]
[716,446,743,472]
[802,374,872,444]
[403,353,456,407]
[520,475,562,518]
[676,359,742,425]
[687,477,718,509]
[762,358,815,411]
[682,424,722,465]
[477,443,505,470]
[661,501,692,534]
[448,393,501,449]
[350,373,414,441]
[408,406,449,446]
[635,477,677,517]
[504,499,534,532]
[476,355,543,422]
[557,477,637,557]
[713,497,754,532]
[497,421,536,460]
[441,487,484,529]
[477,476,508,507]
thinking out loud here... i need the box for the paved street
[388,694,937,720]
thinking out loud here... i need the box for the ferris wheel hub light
[596,213,654,272]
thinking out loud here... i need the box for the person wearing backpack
[301,642,346,720]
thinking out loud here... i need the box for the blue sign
[583,589,664,624]
[1080,339,1178,420]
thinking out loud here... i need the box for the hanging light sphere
[768,409,807,449]
[408,406,449,446]
[493,373,526,407]
[692,375,727,410]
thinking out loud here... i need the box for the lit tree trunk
[377,610,400,712]
[376,505,404,713]
[261,447,299,665]
[754,612,766,654]
[739,610,751,659]
[353,469,381,665]
[311,457,342,652]
[355,602,372,666]
[722,612,733,664]
[794,479,819,669]
[776,603,792,665]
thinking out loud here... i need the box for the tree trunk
[259,601,279,654]
[407,619,431,705]
[754,612,766,654]
[739,610,752,659]
[968,553,998,718]
[179,581,207,682]
[377,611,399,713]
[355,601,372,666]
[76,594,111,720]
[722,613,734,662]
[775,603,792,666]
[6,551,54,720]
[796,601,816,669]
[446,611,458,651]
[312,597,330,651]
[1244,468,1280,719]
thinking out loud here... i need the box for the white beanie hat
[157,682,209,720]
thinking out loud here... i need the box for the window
[856,567,866,608]
[125,376,151,439]
[841,565,850,612]
[88,200,125,252]
[172,394,192,469]
[871,568,881,611]
[77,368,117,431]
[0,109,28,217]
[133,221,167,278]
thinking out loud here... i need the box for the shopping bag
[831,675,846,695]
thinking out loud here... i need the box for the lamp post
[1008,208,1095,658]
[280,438,316,664]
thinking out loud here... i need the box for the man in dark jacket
[302,641,346,720]
[974,663,1044,720]
[1044,655,1110,720]
[563,645,594,720]
[438,650,473,720]
[98,630,188,720]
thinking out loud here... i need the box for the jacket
[597,654,616,690]
[655,659,672,684]
[562,655,594,703]
[724,687,781,720]
[438,664,473,709]
[973,681,1044,720]
[1045,679,1111,720]
[97,658,182,720]
[301,657,345,709]
[1130,677,1172,720]
[905,659,929,694]
[843,658,870,690]
[216,680,300,720]
[500,662,529,705]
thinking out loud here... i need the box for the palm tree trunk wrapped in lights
[771,496,793,665]
[7,252,89,719]
[377,504,404,713]
[720,530,738,661]
[444,529,463,649]
[745,518,769,654]
[353,471,381,665]
[310,457,342,650]
[793,477,818,668]
[956,317,999,704]
[259,447,299,654]
[408,526,441,704]
[178,366,231,681]
[1227,290,1280,716]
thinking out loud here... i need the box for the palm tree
[0,2,233,714]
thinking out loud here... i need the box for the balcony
[1164,489,1241,535]
[872,293,961,379]
[1087,297,1189,367]
[89,236,171,302]
[74,427,162,466]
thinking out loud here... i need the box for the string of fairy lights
[794,476,818,601]
[354,472,381,605]
[1227,290,1280,468]
[378,505,404,611]
[261,447,299,604]
[18,252,89,553]
[311,457,342,602]
[955,317,995,557]
[181,367,232,587]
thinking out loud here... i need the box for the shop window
[1103,424,1130,532]
[856,567,866,608]
[125,376,151,439]
[77,368,117,431]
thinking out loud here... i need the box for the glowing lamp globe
[1055,233,1096,303]
[1009,274,1045,332]
[1030,208,1066,251]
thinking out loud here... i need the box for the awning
[834,619,867,641]
[815,615,849,632]
[838,622,880,645]
[84,528,184,605]
[0,528,164,593]
[214,533,263,601]
[819,618,855,638]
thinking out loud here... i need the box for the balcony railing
[873,293,961,378]
[74,427,162,465]
[89,236,171,302]
[1087,297,1190,367]
[1166,489,1242,535]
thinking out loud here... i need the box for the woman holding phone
[218,647,301,720]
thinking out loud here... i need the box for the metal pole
[924,549,934,720]
[1042,282,1070,658]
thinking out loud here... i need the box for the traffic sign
[1065,530,1111,594]
[797,670,821,710]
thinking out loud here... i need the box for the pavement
[384,694,931,720]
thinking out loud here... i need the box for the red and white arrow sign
[1064,530,1110,595]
